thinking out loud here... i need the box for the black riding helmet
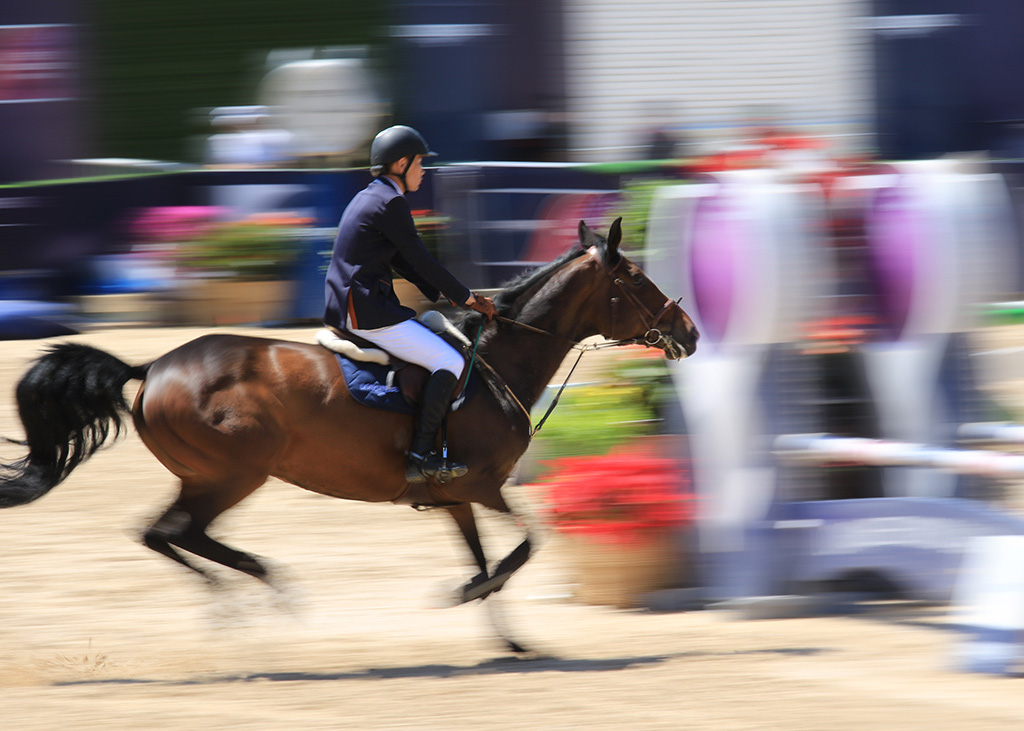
[369,125,437,178]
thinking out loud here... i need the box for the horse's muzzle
[660,334,696,360]
[664,317,700,359]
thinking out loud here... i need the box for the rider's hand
[466,292,498,321]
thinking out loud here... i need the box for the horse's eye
[631,272,645,287]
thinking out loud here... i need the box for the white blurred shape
[260,58,384,157]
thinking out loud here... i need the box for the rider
[324,124,497,483]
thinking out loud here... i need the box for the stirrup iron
[406,450,468,484]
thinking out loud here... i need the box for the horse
[0,218,698,651]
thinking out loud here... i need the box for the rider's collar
[380,176,403,195]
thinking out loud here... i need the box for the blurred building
[5,2,1024,177]
[555,0,1024,162]
[388,0,871,162]
[0,0,89,184]
[389,0,566,163]
[871,0,1024,159]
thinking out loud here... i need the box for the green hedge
[92,0,387,162]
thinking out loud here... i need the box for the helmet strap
[394,155,412,192]
[383,156,418,192]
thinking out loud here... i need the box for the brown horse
[0,218,697,650]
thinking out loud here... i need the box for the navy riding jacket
[324,177,470,331]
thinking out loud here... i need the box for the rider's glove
[467,292,498,321]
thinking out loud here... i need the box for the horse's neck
[482,332,575,411]
[482,292,594,411]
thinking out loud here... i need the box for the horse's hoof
[460,572,509,603]
[503,638,530,654]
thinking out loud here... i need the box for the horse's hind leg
[144,506,272,583]
[142,477,273,586]
[143,507,219,584]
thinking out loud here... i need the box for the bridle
[493,249,679,347]
[594,248,681,350]
[472,247,684,436]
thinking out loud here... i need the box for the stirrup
[406,450,468,484]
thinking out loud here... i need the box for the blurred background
[4,0,1024,321]
[5,0,1024,316]
[5,0,1024,617]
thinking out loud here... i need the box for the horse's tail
[0,343,150,508]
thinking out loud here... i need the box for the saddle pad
[335,354,477,415]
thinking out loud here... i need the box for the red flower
[543,444,694,544]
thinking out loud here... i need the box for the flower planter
[173,278,293,325]
[561,528,681,609]
[541,437,694,608]
[125,208,308,323]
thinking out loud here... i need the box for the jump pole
[775,433,1024,477]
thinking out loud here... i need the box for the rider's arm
[379,196,470,306]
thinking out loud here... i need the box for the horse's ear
[607,217,622,254]
[577,220,592,247]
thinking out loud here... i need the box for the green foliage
[534,383,657,460]
[612,176,687,256]
[179,214,309,280]
[611,356,676,416]
[92,0,388,162]
[531,353,673,461]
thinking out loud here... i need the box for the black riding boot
[405,370,468,484]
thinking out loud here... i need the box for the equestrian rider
[324,125,497,483]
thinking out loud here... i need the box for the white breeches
[350,318,464,377]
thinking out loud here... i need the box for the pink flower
[128,206,227,244]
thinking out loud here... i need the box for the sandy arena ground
[3,325,1024,731]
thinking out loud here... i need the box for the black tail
[0,343,150,508]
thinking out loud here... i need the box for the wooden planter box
[173,278,294,326]
[560,528,683,609]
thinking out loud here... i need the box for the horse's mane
[456,245,586,337]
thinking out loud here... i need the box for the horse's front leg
[444,502,533,653]
[445,501,534,602]
[461,538,532,602]
[445,502,489,589]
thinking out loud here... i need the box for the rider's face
[403,154,425,192]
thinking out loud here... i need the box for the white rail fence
[774,429,1024,478]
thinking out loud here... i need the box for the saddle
[316,312,475,414]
